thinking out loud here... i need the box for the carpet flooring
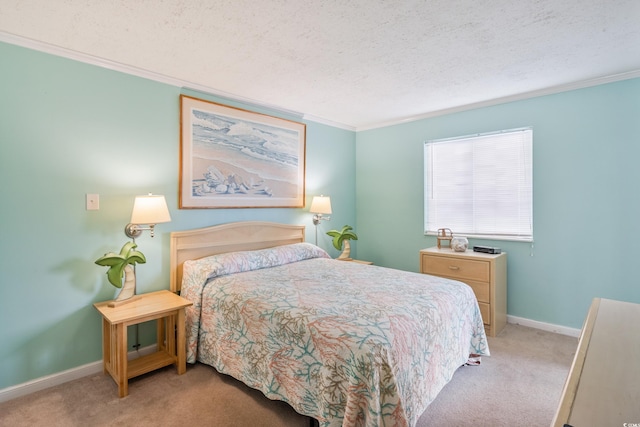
[0,323,577,426]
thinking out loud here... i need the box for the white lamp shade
[130,195,171,224]
[310,196,332,214]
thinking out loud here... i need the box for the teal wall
[0,42,356,389]
[2,38,639,391]
[356,78,640,330]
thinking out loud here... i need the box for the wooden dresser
[420,247,507,337]
[552,298,640,426]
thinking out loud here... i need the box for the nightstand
[419,247,507,337]
[93,290,193,397]
[336,258,373,265]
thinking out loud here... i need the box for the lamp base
[107,294,142,308]
[107,265,137,307]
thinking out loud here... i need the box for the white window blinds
[424,127,533,241]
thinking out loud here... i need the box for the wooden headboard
[169,221,305,293]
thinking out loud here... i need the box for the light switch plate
[86,193,99,210]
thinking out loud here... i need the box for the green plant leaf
[126,250,146,265]
[326,225,358,251]
[342,230,358,240]
[95,241,146,288]
[119,241,137,257]
[106,262,126,288]
[94,252,124,267]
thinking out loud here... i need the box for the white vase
[451,237,469,252]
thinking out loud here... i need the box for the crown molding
[356,69,640,131]
[0,31,184,86]
[0,31,332,125]
[302,113,355,131]
[3,31,638,133]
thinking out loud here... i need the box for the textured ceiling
[1,0,639,129]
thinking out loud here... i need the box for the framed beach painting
[179,95,306,209]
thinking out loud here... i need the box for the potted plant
[326,225,358,260]
[95,241,146,305]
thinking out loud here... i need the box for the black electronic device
[473,245,502,254]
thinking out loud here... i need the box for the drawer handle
[448,266,460,271]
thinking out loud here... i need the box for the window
[424,127,533,241]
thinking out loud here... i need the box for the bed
[170,221,489,427]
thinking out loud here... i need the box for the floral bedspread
[181,243,489,427]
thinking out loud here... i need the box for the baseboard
[0,344,156,403]
[507,315,581,338]
[1,317,581,403]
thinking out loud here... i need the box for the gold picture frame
[179,95,306,209]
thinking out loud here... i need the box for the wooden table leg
[102,318,109,375]
[115,323,128,397]
[156,317,165,352]
[166,313,176,357]
[176,308,186,375]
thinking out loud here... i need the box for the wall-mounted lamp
[124,194,171,239]
[310,195,332,245]
[310,195,332,225]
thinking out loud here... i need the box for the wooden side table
[93,290,193,397]
[349,259,373,265]
[336,258,373,265]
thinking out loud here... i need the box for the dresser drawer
[478,302,490,326]
[422,255,490,283]
[465,280,490,304]
[420,247,506,337]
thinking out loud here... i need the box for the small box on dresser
[419,247,507,337]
